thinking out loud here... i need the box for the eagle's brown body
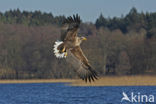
[55,14,98,82]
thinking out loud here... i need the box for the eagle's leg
[62,47,66,52]
[62,48,67,57]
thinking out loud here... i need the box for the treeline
[0,8,156,79]
[0,8,65,26]
[96,7,156,35]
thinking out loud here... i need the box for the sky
[0,0,156,22]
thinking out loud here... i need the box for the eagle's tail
[53,40,67,58]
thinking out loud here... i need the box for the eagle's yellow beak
[83,37,87,41]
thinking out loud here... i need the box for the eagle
[53,14,98,82]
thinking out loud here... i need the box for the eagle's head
[80,37,87,41]
[76,36,87,46]
[78,36,87,45]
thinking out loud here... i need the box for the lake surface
[0,83,156,104]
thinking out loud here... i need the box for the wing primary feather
[85,77,87,82]
[88,66,98,80]
[75,14,78,22]
[88,75,91,82]
[90,75,95,82]
[69,16,73,22]
[73,14,76,22]
[77,14,80,23]
[90,70,98,80]
[78,15,80,23]
[93,74,98,80]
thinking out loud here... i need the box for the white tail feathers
[53,40,67,58]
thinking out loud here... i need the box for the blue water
[0,83,155,104]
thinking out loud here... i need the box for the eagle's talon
[65,52,67,56]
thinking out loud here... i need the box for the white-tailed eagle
[53,14,98,82]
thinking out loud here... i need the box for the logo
[121,92,154,103]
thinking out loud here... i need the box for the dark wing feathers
[61,14,81,41]
[64,14,80,24]
[71,46,98,82]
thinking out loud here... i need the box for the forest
[0,7,156,79]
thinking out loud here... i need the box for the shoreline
[0,79,76,84]
[0,76,156,86]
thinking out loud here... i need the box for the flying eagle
[53,14,98,82]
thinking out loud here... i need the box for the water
[0,83,155,104]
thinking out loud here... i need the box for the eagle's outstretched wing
[60,14,81,41]
[71,46,98,82]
